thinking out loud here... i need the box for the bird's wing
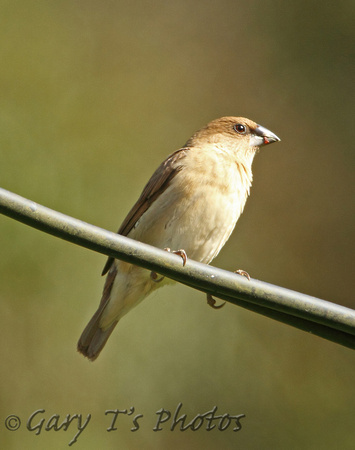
[101,147,189,275]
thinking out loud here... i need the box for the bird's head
[186,116,280,159]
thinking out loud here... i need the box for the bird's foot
[150,248,188,283]
[150,271,165,283]
[206,293,226,309]
[206,269,250,309]
[164,247,188,266]
[234,269,251,280]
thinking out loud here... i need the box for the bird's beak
[250,124,281,147]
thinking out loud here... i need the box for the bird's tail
[77,303,118,361]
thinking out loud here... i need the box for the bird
[77,116,280,360]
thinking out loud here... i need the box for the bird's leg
[206,268,251,309]
[150,248,188,283]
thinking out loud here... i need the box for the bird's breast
[130,147,253,264]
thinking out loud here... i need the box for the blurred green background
[0,1,354,448]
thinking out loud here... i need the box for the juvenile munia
[78,116,280,360]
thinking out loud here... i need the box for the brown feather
[77,265,118,360]
[101,148,188,275]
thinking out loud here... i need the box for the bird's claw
[206,293,226,309]
[164,248,187,266]
[205,269,250,309]
[234,269,251,280]
[150,271,165,283]
[150,248,188,282]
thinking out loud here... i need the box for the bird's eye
[233,123,247,134]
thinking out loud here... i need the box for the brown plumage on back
[77,116,280,361]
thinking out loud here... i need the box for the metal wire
[0,187,354,349]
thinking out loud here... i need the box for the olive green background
[0,1,354,449]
